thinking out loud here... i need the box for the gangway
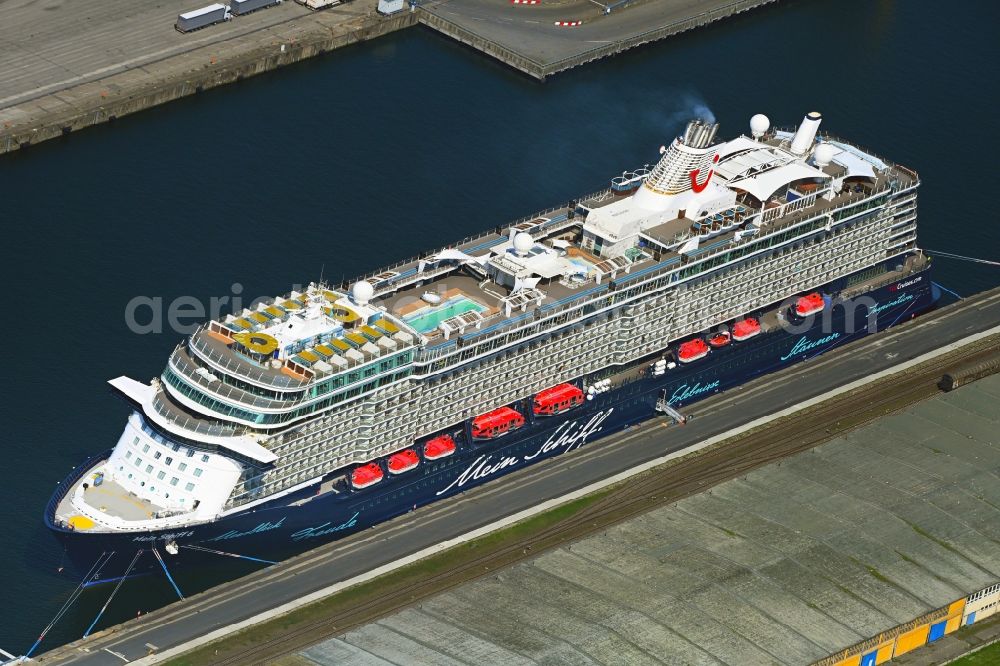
[655,390,688,424]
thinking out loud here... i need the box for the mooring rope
[25,551,113,657]
[181,543,278,565]
[83,550,144,639]
[927,250,1000,267]
[152,547,184,600]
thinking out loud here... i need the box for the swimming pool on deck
[403,295,486,333]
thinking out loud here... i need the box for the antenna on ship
[319,263,326,288]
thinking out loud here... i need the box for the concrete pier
[0,0,780,155]
[419,0,780,80]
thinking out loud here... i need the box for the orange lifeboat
[423,435,456,460]
[533,383,585,416]
[732,317,761,341]
[351,462,383,489]
[677,338,710,363]
[388,449,420,474]
[471,406,525,440]
[708,331,731,348]
[795,292,825,317]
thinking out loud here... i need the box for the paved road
[43,287,1000,665]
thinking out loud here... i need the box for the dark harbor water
[0,0,997,653]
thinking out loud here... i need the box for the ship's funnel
[681,119,719,149]
[634,118,722,208]
[790,111,822,156]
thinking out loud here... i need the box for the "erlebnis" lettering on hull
[436,409,615,496]
[668,380,721,405]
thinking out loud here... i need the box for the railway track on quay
[203,334,1000,666]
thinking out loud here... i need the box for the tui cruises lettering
[207,517,286,542]
[780,332,841,361]
[890,275,922,292]
[668,380,720,405]
[437,408,616,496]
[290,512,360,542]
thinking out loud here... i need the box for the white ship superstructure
[53,111,922,534]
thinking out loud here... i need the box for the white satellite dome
[750,113,770,139]
[350,280,375,305]
[813,142,836,168]
[513,232,534,255]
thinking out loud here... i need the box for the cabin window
[157,471,166,480]
[145,465,153,474]
[201,455,209,462]
[133,437,140,446]
[126,451,132,460]
[134,458,142,467]
[154,452,162,460]
[179,463,187,472]
[194,468,203,477]
[170,477,179,486]
[165,457,173,466]
[143,444,150,453]
[185,482,195,492]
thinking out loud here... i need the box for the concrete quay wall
[0,0,778,155]
[0,10,416,156]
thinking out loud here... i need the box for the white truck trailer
[176,4,230,32]
[231,0,282,16]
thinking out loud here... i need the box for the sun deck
[370,148,907,352]
[375,238,655,348]
[163,123,916,396]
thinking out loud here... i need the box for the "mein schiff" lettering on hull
[437,409,615,496]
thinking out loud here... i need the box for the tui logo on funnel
[689,153,720,193]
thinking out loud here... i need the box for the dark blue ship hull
[46,264,939,579]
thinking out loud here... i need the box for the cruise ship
[45,110,939,579]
